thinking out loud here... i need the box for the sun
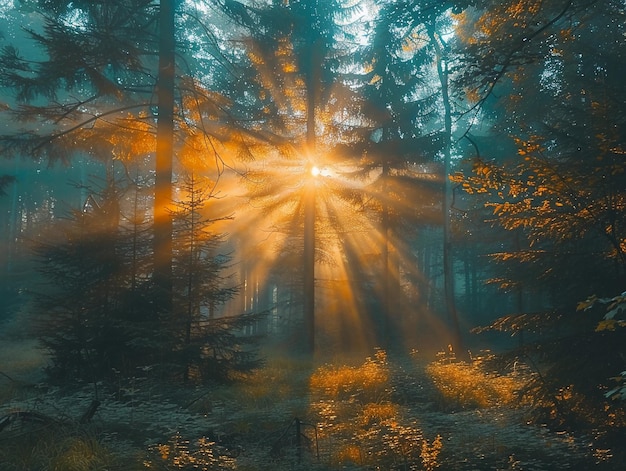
[310,165,332,178]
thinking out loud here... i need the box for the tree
[0,1,168,311]
[154,0,176,316]
[455,0,626,305]
[0,1,253,316]
[33,174,158,381]
[335,0,486,352]
[0,0,271,381]
[33,170,262,383]
[332,0,446,349]
[217,0,365,354]
[169,173,260,382]
[452,0,626,444]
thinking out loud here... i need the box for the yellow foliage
[450,171,464,183]
[577,295,598,311]
[369,74,382,85]
[421,434,443,471]
[309,351,443,471]
[465,87,482,103]
[145,434,235,470]
[560,28,575,41]
[359,402,398,425]
[596,320,626,332]
[333,444,362,466]
[426,360,522,409]
[309,350,389,401]
[158,444,170,460]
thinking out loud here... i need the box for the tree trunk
[429,27,464,356]
[303,29,320,355]
[303,174,315,354]
[154,0,175,314]
[381,158,391,348]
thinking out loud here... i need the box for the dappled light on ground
[145,434,236,470]
[1,349,622,469]
[309,349,442,470]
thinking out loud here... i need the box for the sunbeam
[207,135,446,355]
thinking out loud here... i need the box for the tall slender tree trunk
[154,0,175,314]
[303,72,316,355]
[303,180,315,354]
[7,161,18,273]
[429,27,463,355]
[381,158,391,348]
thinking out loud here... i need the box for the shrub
[309,350,443,470]
[309,349,390,402]
[426,356,523,410]
[144,434,236,471]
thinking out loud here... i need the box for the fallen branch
[0,410,60,433]
[79,399,101,424]
[0,398,101,435]
[0,371,16,382]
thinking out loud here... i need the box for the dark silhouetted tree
[169,173,261,381]
[33,174,157,381]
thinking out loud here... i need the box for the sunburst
[191,12,446,355]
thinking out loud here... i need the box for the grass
[309,349,390,402]
[0,426,118,471]
[425,357,523,409]
[1,347,621,470]
[307,349,444,470]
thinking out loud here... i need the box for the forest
[0,0,625,469]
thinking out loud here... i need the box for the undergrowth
[425,350,525,410]
[308,349,443,470]
[0,426,117,471]
[1,348,622,470]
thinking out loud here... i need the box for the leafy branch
[577,291,626,332]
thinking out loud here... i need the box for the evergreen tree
[33,174,157,381]
[169,173,261,382]
[217,0,366,353]
[0,1,255,317]
[338,0,448,349]
[34,170,262,383]
[455,0,626,308]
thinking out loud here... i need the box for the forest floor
[0,337,622,471]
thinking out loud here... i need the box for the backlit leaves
[577,292,626,332]
[460,125,626,255]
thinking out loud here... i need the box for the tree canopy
[0,1,625,436]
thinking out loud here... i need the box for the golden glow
[183,29,449,355]
[309,351,442,470]
[426,355,524,408]
[209,145,447,353]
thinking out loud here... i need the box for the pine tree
[453,0,626,439]
[169,173,261,381]
[0,1,256,320]
[455,0,626,307]
[218,0,366,353]
[344,0,445,349]
[34,171,262,383]
[33,174,157,381]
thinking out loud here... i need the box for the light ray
[194,23,447,354]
